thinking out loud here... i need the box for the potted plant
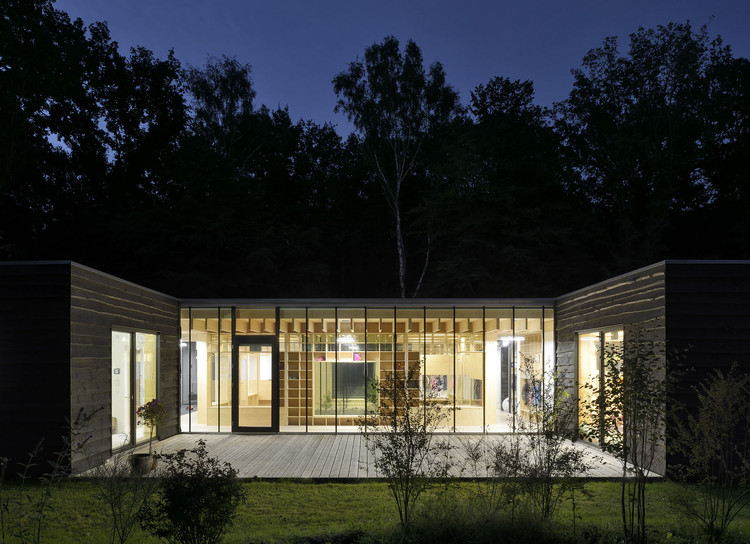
[131,398,166,474]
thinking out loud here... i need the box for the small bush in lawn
[360,361,455,535]
[139,439,246,544]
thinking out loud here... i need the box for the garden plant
[139,439,246,544]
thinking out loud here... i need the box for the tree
[362,361,454,534]
[581,326,667,543]
[184,55,256,158]
[556,22,749,271]
[333,36,463,297]
[0,0,186,275]
[425,77,591,297]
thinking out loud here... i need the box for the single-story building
[1,260,748,474]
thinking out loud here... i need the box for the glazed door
[232,337,279,431]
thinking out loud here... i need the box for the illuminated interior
[179,305,554,433]
[111,331,158,449]
[577,329,623,443]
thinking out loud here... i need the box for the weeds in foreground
[0,408,96,544]
[671,366,750,542]
[90,450,159,544]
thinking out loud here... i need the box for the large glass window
[424,308,454,429]
[134,333,158,443]
[484,308,513,431]
[111,330,158,450]
[336,308,368,422]
[279,308,307,429]
[111,331,131,450]
[455,308,484,431]
[180,308,231,432]
[516,309,544,428]
[180,303,553,435]
[236,342,273,428]
[577,329,623,443]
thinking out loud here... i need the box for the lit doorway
[232,337,279,431]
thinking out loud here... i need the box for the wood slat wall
[555,262,667,379]
[0,262,72,470]
[555,263,668,474]
[70,263,180,471]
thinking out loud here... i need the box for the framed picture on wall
[471,378,482,402]
[422,374,448,398]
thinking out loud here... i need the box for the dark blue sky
[55,0,750,135]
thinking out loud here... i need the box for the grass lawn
[1,479,749,543]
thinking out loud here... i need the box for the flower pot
[130,453,157,475]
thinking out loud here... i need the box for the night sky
[55,0,750,135]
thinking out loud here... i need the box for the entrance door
[232,337,279,431]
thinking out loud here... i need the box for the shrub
[91,450,159,544]
[360,360,455,534]
[139,439,246,544]
[581,325,666,543]
[671,366,750,541]
[520,358,592,521]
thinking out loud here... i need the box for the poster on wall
[423,374,448,398]
[472,378,482,403]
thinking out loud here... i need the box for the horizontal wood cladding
[70,263,180,471]
[0,263,72,468]
[556,263,667,339]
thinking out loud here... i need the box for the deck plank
[136,432,628,479]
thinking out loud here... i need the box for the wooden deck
[131,433,627,479]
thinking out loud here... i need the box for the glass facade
[179,308,232,432]
[180,303,554,433]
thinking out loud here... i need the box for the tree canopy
[1,4,748,297]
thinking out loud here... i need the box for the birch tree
[333,36,462,297]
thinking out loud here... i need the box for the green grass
[1,479,748,543]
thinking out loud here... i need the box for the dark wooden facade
[0,262,180,473]
[555,262,668,473]
[70,263,180,470]
[555,260,750,475]
[0,262,72,472]
[663,261,750,429]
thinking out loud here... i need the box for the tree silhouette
[333,36,463,297]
